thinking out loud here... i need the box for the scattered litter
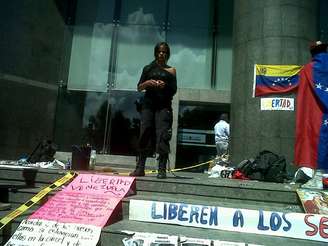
[209,164,235,178]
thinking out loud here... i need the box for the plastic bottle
[89,150,96,170]
[66,158,71,170]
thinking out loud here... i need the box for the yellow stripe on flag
[256,64,302,76]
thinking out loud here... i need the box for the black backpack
[237,150,287,183]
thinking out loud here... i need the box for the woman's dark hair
[154,42,170,60]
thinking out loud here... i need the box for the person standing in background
[214,113,230,157]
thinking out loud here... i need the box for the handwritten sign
[129,200,328,243]
[4,219,101,246]
[30,174,135,227]
[63,174,136,197]
[260,98,294,111]
[30,192,121,226]
[6,175,135,246]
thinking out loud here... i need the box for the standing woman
[130,42,177,179]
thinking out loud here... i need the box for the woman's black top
[138,61,177,110]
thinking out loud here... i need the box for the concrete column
[231,0,318,164]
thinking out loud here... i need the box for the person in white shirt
[214,113,230,157]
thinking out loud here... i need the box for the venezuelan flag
[253,64,302,97]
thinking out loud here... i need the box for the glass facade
[0,0,233,161]
[167,0,213,89]
[55,0,234,156]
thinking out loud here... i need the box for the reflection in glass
[55,89,142,156]
[54,90,108,152]
[107,90,143,155]
[74,0,114,24]
[169,0,211,28]
[168,27,212,89]
[67,0,115,92]
[167,0,212,89]
[215,0,233,90]
[68,24,113,92]
[115,25,164,90]
[120,0,166,25]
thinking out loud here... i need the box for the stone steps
[1,167,301,205]
[122,192,302,215]
[132,172,300,205]
[0,165,315,246]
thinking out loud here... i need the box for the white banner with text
[129,200,328,243]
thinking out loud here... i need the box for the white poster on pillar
[260,98,294,111]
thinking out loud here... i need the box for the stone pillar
[231,0,318,164]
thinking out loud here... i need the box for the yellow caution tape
[109,159,215,176]
[145,159,214,174]
[0,171,76,230]
[169,160,214,172]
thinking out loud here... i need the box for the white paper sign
[5,219,101,246]
[213,241,245,246]
[180,236,212,245]
[129,200,328,243]
[122,232,178,246]
[260,98,294,111]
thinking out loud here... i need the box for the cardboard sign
[30,174,135,227]
[30,192,122,227]
[63,174,136,197]
[5,175,136,246]
[297,188,328,215]
[4,219,101,246]
[129,200,328,243]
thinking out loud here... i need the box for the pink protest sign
[30,174,135,227]
[63,174,136,197]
